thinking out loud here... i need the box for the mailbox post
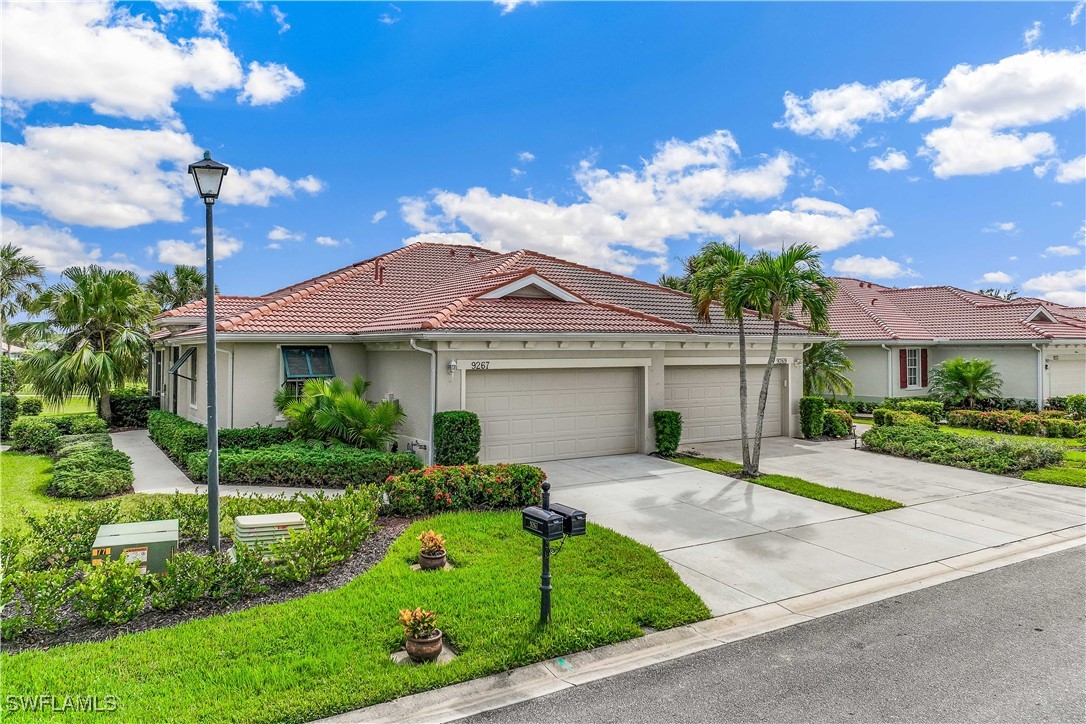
[541,482,552,624]
[522,481,586,626]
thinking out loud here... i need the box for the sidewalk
[110,429,342,499]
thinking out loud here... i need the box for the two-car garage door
[466,367,640,463]
[665,365,784,443]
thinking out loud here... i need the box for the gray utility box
[92,519,179,575]
[234,512,306,548]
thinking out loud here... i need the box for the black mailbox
[522,507,565,541]
[548,503,586,537]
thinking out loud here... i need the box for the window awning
[283,346,335,379]
[168,347,196,381]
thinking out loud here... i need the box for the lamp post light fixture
[187,151,229,551]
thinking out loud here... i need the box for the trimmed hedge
[187,444,421,488]
[148,410,292,462]
[833,399,880,415]
[822,408,853,438]
[19,398,43,416]
[433,411,481,465]
[9,417,61,454]
[872,408,936,429]
[55,433,113,455]
[49,447,134,498]
[880,399,944,423]
[799,396,827,439]
[861,424,1063,475]
[1,395,18,439]
[382,463,545,516]
[109,387,157,428]
[1067,394,1086,421]
[946,409,1083,439]
[47,414,106,435]
[652,410,682,456]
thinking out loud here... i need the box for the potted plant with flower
[417,530,447,570]
[399,607,442,663]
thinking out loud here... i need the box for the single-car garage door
[466,367,640,463]
[665,365,784,443]
[1048,356,1086,397]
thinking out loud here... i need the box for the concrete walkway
[110,429,342,499]
[537,445,1085,617]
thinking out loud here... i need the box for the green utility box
[91,519,179,575]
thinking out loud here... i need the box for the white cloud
[1,124,323,228]
[831,254,917,279]
[1071,0,1084,25]
[371,210,388,224]
[314,236,343,247]
[1022,269,1086,306]
[869,149,910,172]
[267,225,303,241]
[378,4,402,25]
[1,216,143,274]
[1009,256,1019,261]
[1043,245,1081,257]
[155,230,243,264]
[155,0,224,36]
[294,176,325,194]
[238,62,305,106]
[983,221,1018,233]
[978,271,1014,284]
[400,132,887,273]
[919,126,1056,179]
[1023,21,1042,49]
[270,5,290,33]
[777,79,926,140]
[1055,155,1086,183]
[402,232,482,247]
[265,242,282,250]
[1,1,250,122]
[518,151,535,163]
[495,0,539,15]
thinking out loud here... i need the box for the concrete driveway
[538,444,1085,616]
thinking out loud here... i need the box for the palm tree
[928,357,1003,409]
[687,241,756,472]
[740,244,835,473]
[0,243,45,348]
[11,266,158,422]
[803,340,854,400]
[274,375,406,450]
[145,265,213,312]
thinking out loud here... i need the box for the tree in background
[0,243,45,347]
[976,288,1018,301]
[145,265,214,313]
[928,357,1003,409]
[803,340,854,400]
[273,375,406,450]
[12,266,158,423]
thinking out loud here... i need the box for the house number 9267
[470,361,491,370]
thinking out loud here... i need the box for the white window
[906,348,920,388]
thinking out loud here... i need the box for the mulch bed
[5,517,413,655]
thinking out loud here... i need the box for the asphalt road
[466,547,1086,724]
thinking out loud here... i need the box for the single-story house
[150,242,819,464]
[822,277,1086,405]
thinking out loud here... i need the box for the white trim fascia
[453,357,652,370]
[665,356,793,366]
[172,331,828,345]
[843,338,1086,347]
[477,274,586,302]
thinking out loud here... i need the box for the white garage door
[664,365,784,443]
[1048,357,1086,397]
[466,367,640,463]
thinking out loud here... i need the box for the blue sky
[2,1,1085,305]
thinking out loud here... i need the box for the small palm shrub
[928,357,1003,408]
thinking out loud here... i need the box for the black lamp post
[187,151,228,551]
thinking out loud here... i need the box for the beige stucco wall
[364,349,433,453]
[839,345,891,402]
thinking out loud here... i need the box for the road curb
[323,529,1084,724]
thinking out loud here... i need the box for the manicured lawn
[672,457,903,513]
[2,511,710,723]
[0,451,93,535]
[1021,466,1086,487]
[937,425,1085,449]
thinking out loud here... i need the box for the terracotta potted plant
[417,530,447,570]
[399,607,442,663]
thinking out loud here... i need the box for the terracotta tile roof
[164,242,811,339]
[824,277,1086,342]
[155,295,275,321]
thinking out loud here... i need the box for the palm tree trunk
[750,319,782,473]
[738,315,753,475]
[99,384,111,425]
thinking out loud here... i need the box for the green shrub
[1,394,19,438]
[220,426,293,450]
[652,410,682,455]
[9,417,61,454]
[109,387,157,428]
[150,552,214,611]
[121,492,212,540]
[206,547,268,603]
[12,568,76,633]
[834,399,880,415]
[74,558,146,625]
[187,444,421,488]
[881,399,943,422]
[55,433,113,455]
[1043,418,1079,438]
[19,501,120,571]
[1,573,27,641]
[861,425,1063,475]
[1046,396,1068,412]
[149,410,291,461]
[433,410,481,465]
[1066,394,1086,421]
[1015,414,1044,437]
[822,408,853,438]
[49,448,133,498]
[71,415,108,434]
[799,396,827,439]
[872,408,934,428]
[0,357,20,396]
[19,398,43,416]
[383,464,545,516]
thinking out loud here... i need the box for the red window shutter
[899,349,908,388]
[920,349,929,387]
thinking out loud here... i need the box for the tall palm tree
[0,243,45,348]
[740,244,835,473]
[687,242,756,472]
[145,265,213,312]
[11,266,158,422]
[803,340,854,400]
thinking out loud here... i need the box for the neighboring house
[150,243,818,464]
[1,341,26,358]
[823,278,1086,405]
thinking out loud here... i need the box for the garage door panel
[467,367,640,463]
[1048,358,1086,397]
[665,365,783,443]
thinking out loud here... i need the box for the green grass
[1021,466,1086,487]
[0,451,94,535]
[2,511,710,723]
[937,425,1085,449]
[672,457,903,513]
